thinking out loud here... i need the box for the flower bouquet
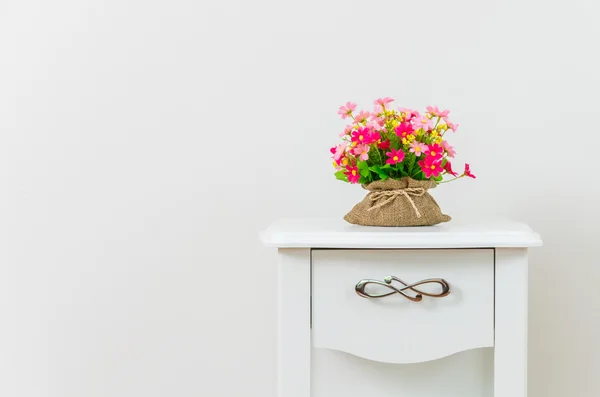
[331,97,475,227]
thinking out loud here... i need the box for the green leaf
[396,164,409,177]
[359,175,371,184]
[369,165,389,181]
[357,161,370,177]
[412,169,425,180]
[334,171,348,182]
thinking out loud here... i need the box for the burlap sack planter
[344,177,451,227]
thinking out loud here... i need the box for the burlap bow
[367,187,426,218]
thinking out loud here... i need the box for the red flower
[418,158,444,178]
[426,144,444,161]
[464,163,476,179]
[345,165,360,184]
[378,140,390,150]
[444,161,458,177]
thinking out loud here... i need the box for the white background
[0,0,598,396]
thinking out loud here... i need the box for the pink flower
[418,158,444,178]
[441,141,456,157]
[426,144,444,161]
[386,148,405,165]
[412,116,434,132]
[444,161,458,176]
[399,108,419,120]
[353,110,371,124]
[442,116,458,132]
[464,163,476,179]
[394,122,414,139]
[374,97,394,107]
[353,144,370,161]
[331,142,348,161]
[378,140,390,150]
[351,127,371,145]
[339,125,354,137]
[367,120,384,131]
[338,102,357,119]
[426,106,450,118]
[370,105,385,122]
[345,165,360,184]
[409,141,428,157]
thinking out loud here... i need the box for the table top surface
[260,218,543,249]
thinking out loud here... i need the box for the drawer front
[312,249,494,364]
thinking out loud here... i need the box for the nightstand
[261,219,542,397]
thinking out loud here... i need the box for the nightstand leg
[494,248,528,397]
[278,249,311,397]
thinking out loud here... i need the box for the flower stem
[438,174,465,184]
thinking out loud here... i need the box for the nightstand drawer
[311,249,494,364]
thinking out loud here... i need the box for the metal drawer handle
[355,276,451,302]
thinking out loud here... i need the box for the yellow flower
[430,130,439,139]
[435,137,443,144]
[342,157,349,165]
[408,134,416,142]
[402,138,409,146]
[437,123,447,131]
[332,161,338,168]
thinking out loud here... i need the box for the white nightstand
[261,219,542,397]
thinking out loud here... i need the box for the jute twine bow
[367,187,426,218]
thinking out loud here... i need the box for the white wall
[0,0,598,396]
